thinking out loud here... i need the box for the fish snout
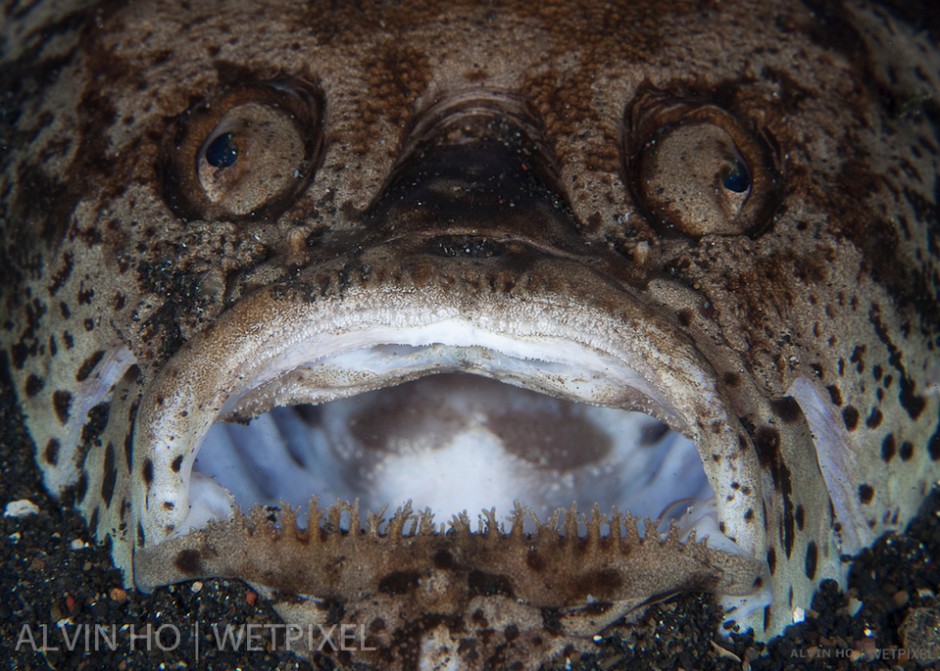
[358,89,591,260]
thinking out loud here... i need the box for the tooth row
[236,498,709,550]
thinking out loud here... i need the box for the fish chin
[131,258,771,638]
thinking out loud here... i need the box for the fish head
[3,1,939,669]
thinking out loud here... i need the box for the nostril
[363,89,576,240]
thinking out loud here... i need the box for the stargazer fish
[2,1,939,669]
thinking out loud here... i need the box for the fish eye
[162,77,323,221]
[624,88,780,238]
[721,159,751,193]
[204,132,239,169]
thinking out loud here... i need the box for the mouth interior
[191,371,718,539]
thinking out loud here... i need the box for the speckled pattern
[2,1,939,669]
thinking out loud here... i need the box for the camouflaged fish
[2,0,940,669]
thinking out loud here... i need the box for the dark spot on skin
[433,550,455,569]
[722,371,741,387]
[53,389,73,424]
[754,428,781,470]
[174,549,202,575]
[900,441,914,461]
[930,421,940,461]
[379,571,420,595]
[142,458,154,487]
[80,402,110,446]
[866,407,883,428]
[869,306,926,420]
[89,506,99,532]
[858,484,874,504]
[770,397,801,423]
[170,455,183,472]
[754,427,796,558]
[805,541,818,580]
[123,393,140,470]
[468,570,513,597]
[44,439,59,466]
[101,442,116,508]
[795,505,805,531]
[163,501,175,510]
[526,549,546,572]
[842,405,860,431]
[77,282,94,305]
[124,429,134,471]
[744,508,754,521]
[25,373,44,397]
[83,317,95,332]
[504,624,520,641]
[76,350,105,382]
[850,345,865,374]
[574,569,623,599]
[677,309,693,327]
[882,434,897,462]
[826,384,843,406]
[137,523,145,546]
[76,472,88,503]
[10,343,28,370]
[767,547,776,575]
[48,252,74,294]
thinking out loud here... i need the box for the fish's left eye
[624,88,780,239]
[162,77,323,222]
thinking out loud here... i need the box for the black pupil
[721,161,750,193]
[206,132,239,169]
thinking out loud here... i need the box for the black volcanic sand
[1,354,938,671]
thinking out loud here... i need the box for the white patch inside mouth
[191,372,715,537]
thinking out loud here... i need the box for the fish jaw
[128,246,781,666]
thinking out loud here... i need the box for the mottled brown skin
[2,1,939,670]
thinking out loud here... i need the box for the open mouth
[131,274,769,615]
[194,371,715,538]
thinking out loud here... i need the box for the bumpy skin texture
[2,1,939,669]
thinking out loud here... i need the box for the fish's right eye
[624,87,781,240]
[162,77,324,222]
